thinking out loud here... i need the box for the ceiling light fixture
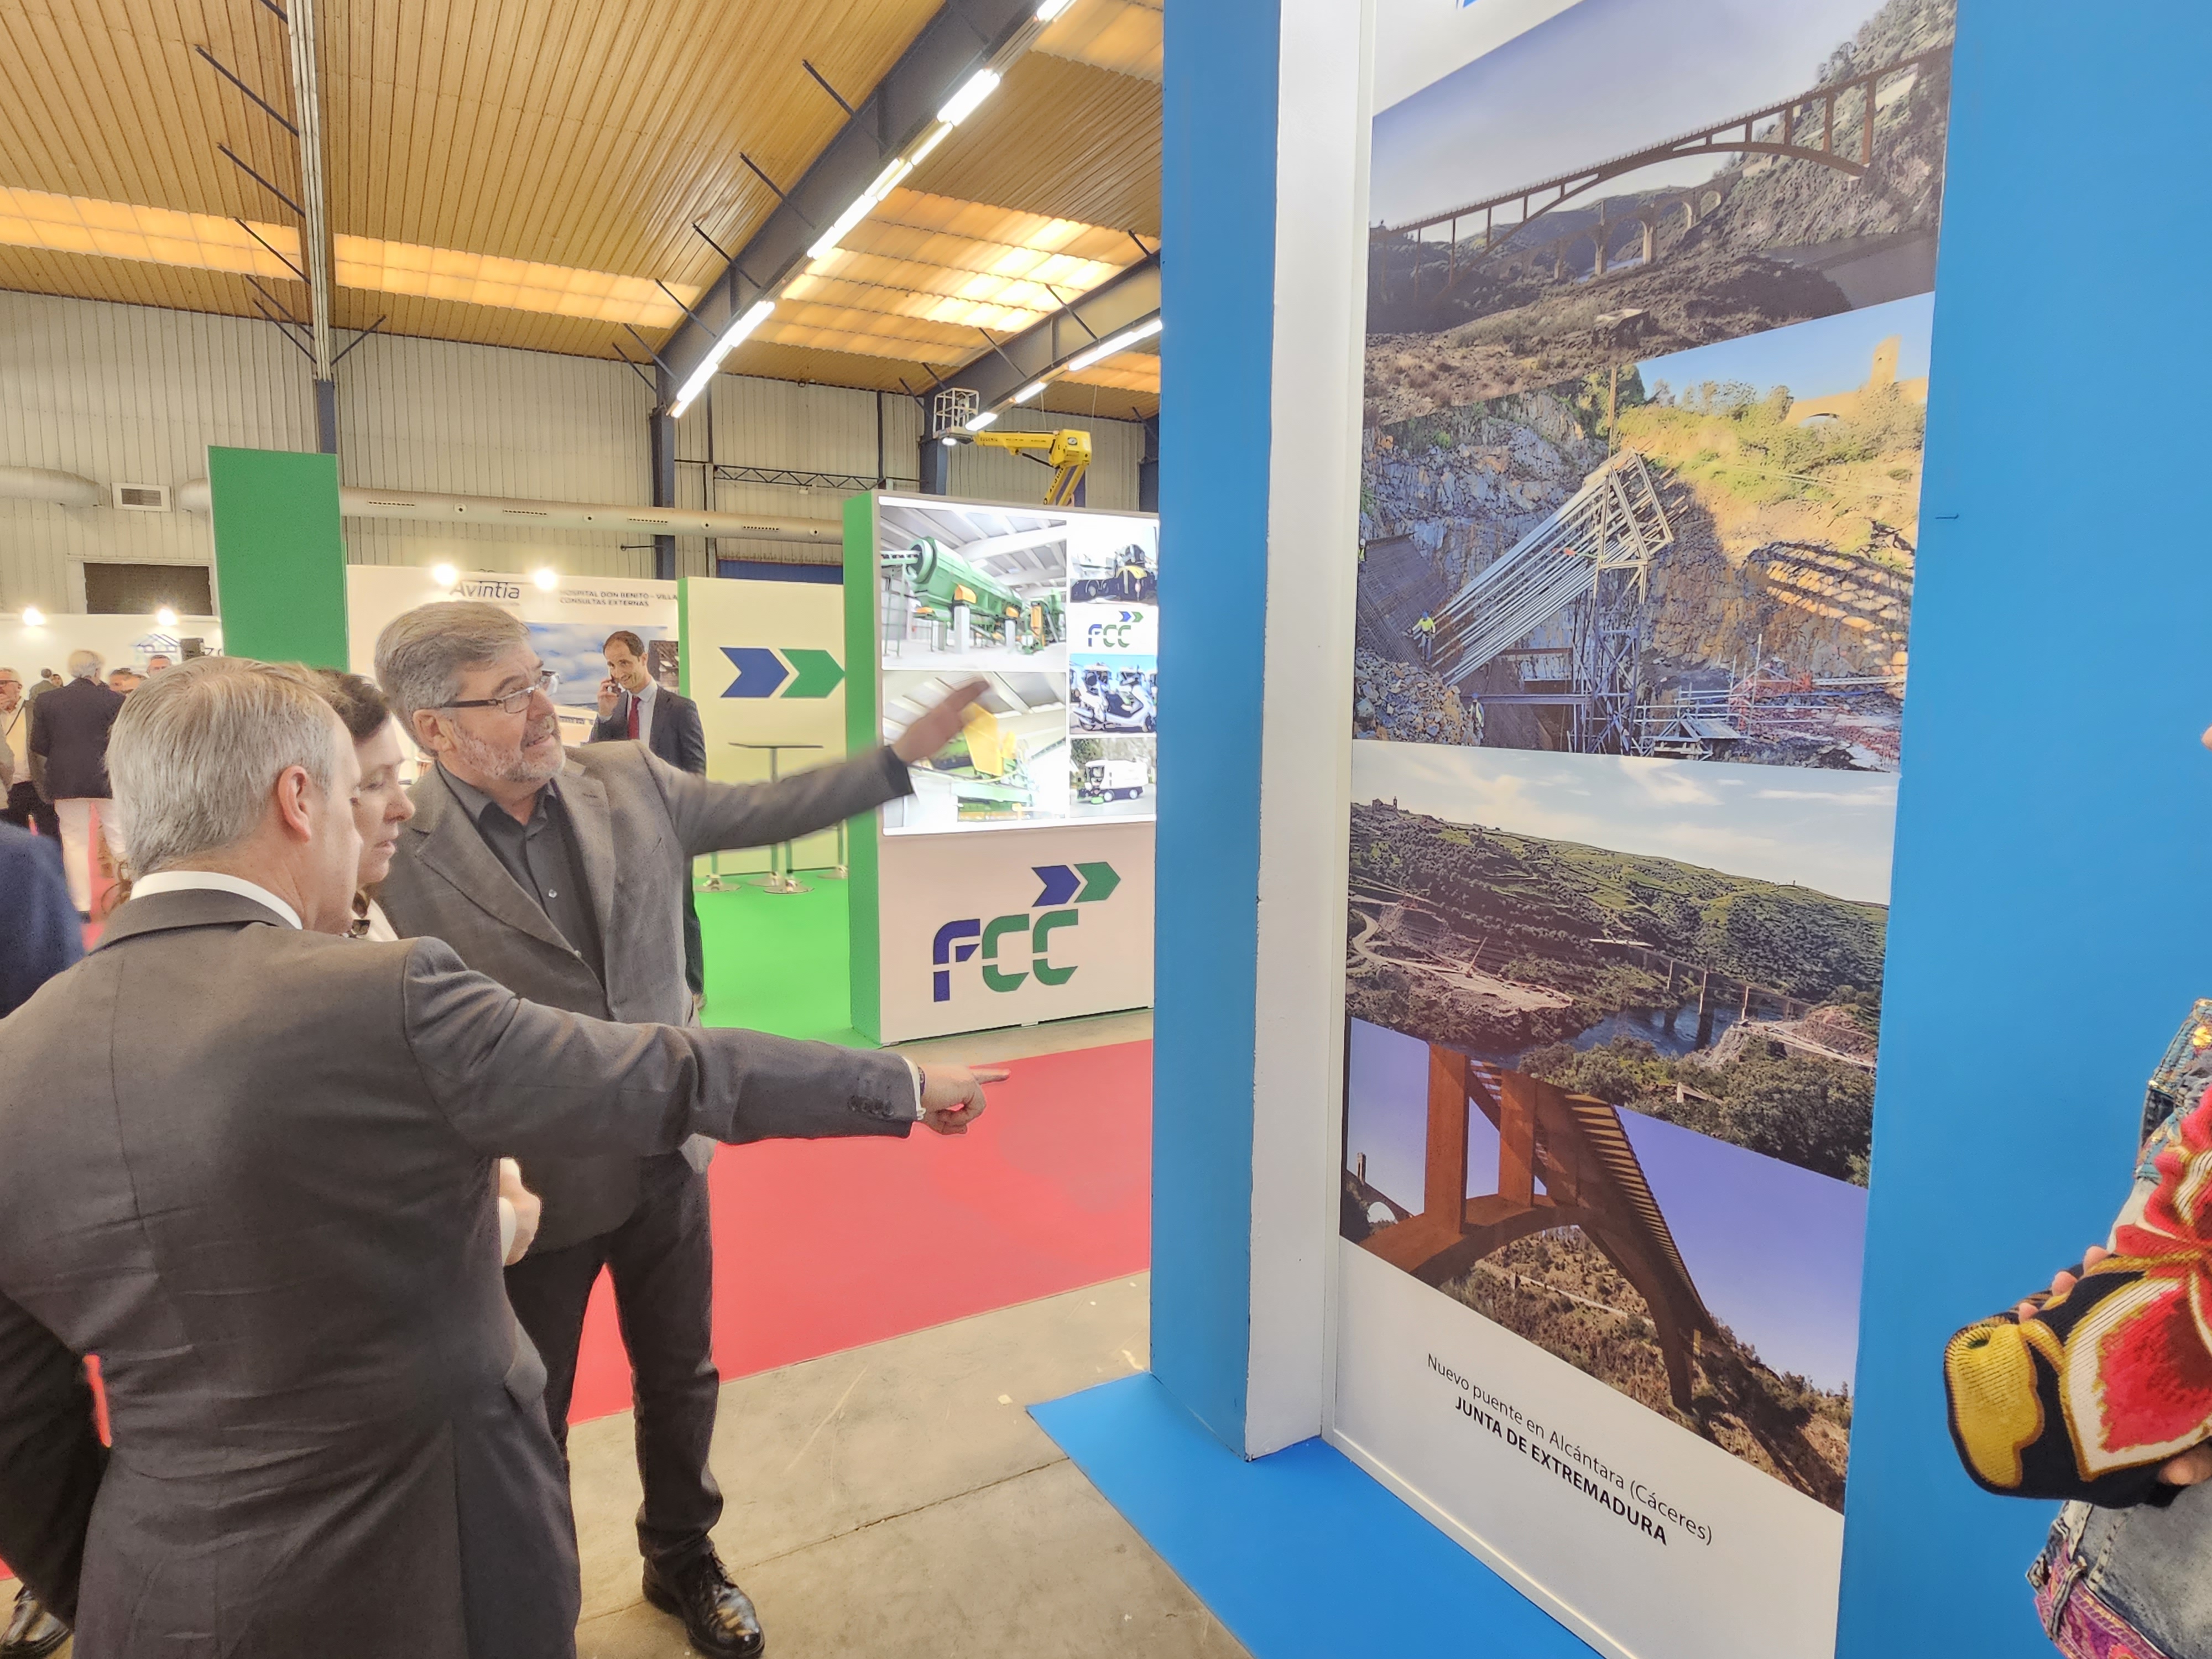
[22,607,46,628]
[1035,0,1077,18]
[1066,315,1162,373]
[669,298,777,418]
[908,122,954,168]
[808,156,917,262]
[1012,378,1051,405]
[532,568,559,591]
[964,410,1000,432]
[937,68,1001,128]
[155,606,178,628]
[431,563,458,587]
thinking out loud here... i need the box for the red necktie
[627,696,640,740]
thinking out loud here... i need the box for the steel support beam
[919,252,1160,415]
[649,369,677,580]
[282,0,338,453]
[660,0,1039,399]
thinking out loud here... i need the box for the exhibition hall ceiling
[0,0,1162,418]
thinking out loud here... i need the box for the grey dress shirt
[436,769,606,985]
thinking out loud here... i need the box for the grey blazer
[374,739,914,1250]
[0,889,917,1658]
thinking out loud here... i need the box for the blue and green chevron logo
[931,863,1119,1002]
[718,646,845,699]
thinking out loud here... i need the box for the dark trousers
[502,1152,722,1571]
[682,881,704,997]
[4,781,57,838]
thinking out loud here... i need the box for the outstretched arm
[402,938,999,1156]
[654,679,987,857]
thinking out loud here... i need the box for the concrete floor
[568,1273,1248,1659]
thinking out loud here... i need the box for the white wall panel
[338,331,657,577]
[1,291,1146,608]
[0,291,311,612]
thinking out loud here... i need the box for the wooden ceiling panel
[1036,0,1162,82]
[918,53,1160,236]
[0,0,1162,399]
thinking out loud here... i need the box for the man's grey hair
[374,601,529,726]
[107,657,342,875]
[66,649,102,679]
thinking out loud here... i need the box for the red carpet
[565,1039,1152,1422]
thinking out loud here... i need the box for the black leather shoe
[641,1547,763,1659]
[1,1585,68,1659]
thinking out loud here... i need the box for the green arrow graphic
[1074,862,1120,903]
[781,649,846,698]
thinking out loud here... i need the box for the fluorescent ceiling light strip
[1065,315,1162,373]
[937,68,1001,127]
[909,122,953,168]
[1012,379,1051,404]
[964,410,1000,431]
[1035,0,1077,18]
[807,156,917,260]
[670,298,776,416]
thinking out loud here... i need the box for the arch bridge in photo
[1358,1044,1717,1408]
[1373,43,1954,302]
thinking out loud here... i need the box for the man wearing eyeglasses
[368,601,984,1659]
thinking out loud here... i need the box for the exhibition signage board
[845,490,1158,1042]
[344,565,677,748]
[1329,2,1955,1656]
[679,575,847,874]
[208,446,347,667]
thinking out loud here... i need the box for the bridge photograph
[1344,740,1894,1187]
[1363,0,1955,424]
[1340,1016,1867,1510]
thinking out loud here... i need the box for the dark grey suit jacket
[0,889,917,1658]
[590,686,706,774]
[27,676,124,800]
[374,740,912,1250]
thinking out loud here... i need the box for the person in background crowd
[591,629,709,1003]
[0,656,1000,1659]
[143,655,171,675]
[0,822,81,1659]
[26,671,59,703]
[316,668,544,1270]
[373,602,985,1659]
[105,669,139,697]
[0,823,81,1659]
[28,651,124,916]
[1,669,58,841]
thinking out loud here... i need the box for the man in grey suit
[371,601,982,1659]
[0,657,997,1658]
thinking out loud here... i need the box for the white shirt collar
[632,679,658,705]
[132,870,305,930]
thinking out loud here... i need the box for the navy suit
[590,686,709,993]
[0,825,81,1016]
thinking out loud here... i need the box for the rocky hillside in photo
[1441,1229,1851,1509]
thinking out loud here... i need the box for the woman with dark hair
[315,670,413,941]
[315,669,540,1265]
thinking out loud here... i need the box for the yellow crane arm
[959,427,1094,507]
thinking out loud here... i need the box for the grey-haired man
[371,601,982,1659]
[0,656,998,1659]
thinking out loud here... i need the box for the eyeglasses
[443,670,558,716]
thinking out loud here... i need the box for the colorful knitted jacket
[1945,1003,2212,1507]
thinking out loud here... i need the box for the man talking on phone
[589,629,708,1000]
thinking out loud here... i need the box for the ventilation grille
[112,482,170,512]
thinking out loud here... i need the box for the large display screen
[873,495,1158,834]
